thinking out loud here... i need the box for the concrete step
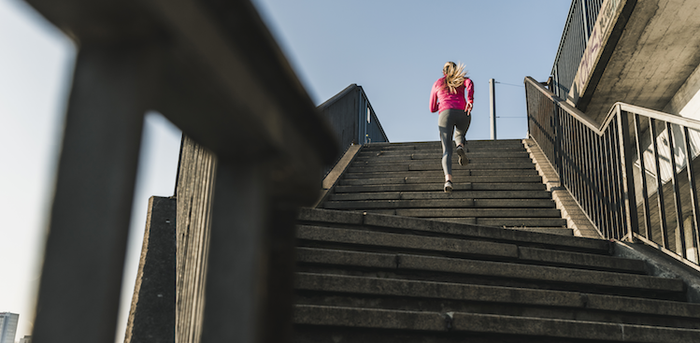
[329,190,553,201]
[347,162,535,173]
[360,146,527,154]
[361,140,525,150]
[334,183,547,193]
[355,151,531,161]
[296,225,647,273]
[296,247,685,299]
[506,227,574,235]
[358,208,562,218]
[294,304,700,342]
[302,137,700,342]
[323,199,557,210]
[295,273,700,327]
[355,153,531,161]
[298,208,608,254]
[435,217,568,227]
[343,169,540,178]
[338,176,542,186]
[363,214,568,228]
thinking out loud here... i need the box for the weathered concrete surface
[614,240,700,302]
[298,208,609,252]
[583,0,700,122]
[294,139,700,342]
[124,196,176,343]
[524,138,602,238]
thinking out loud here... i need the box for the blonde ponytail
[442,61,468,94]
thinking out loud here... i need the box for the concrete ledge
[523,138,602,239]
[614,240,700,303]
[314,144,362,208]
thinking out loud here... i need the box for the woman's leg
[454,112,472,148]
[438,110,455,181]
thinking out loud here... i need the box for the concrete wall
[174,135,217,343]
[664,62,700,121]
[580,0,700,122]
[124,197,176,343]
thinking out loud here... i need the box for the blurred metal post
[490,78,497,140]
[33,44,160,343]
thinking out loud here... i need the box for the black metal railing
[526,77,700,265]
[551,0,605,98]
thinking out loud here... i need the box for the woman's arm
[429,81,440,113]
[464,78,474,115]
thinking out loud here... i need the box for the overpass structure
[544,0,700,265]
[24,0,700,342]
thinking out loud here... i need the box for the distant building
[18,335,31,343]
[0,313,18,343]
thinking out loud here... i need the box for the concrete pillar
[123,197,176,343]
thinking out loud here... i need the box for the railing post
[633,113,652,238]
[649,118,670,248]
[616,108,639,241]
[552,107,564,185]
[666,122,687,257]
[682,126,700,263]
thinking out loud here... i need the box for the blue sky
[0,0,570,341]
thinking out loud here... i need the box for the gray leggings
[438,109,471,176]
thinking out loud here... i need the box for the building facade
[0,313,19,343]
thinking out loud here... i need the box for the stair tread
[297,225,646,273]
[297,247,683,294]
[295,273,700,319]
[323,199,556,209]
[329,191,553,201]
[298,208,608,253]
[335,183,547,192]
[294,304,700,341]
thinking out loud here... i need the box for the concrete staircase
[320,140,570,235]
[293,140,700,342]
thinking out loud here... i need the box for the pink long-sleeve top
[429,77,474,113]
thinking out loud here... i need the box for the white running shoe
[444,181,453,193]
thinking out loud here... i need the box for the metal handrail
[525,76,700,265]
[527,77,700,134]
[551,0,605,98]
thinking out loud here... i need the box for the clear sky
[0,0,571,342]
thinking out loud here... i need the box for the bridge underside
[582,0,700,122]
